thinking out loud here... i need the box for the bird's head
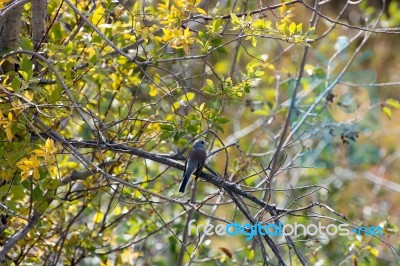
[192,139,206,149]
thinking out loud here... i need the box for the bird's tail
[179,174,190,193]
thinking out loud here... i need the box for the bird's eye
[201,140,205,144]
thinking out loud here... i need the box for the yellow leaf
[289,22,296,36]
[20,171,30,182]
[279,4,286,15]
[33,150,46,157]
[93,211,104,223]
[113,206,122,215]
[253,109,270,116]
[33,167,40,180]
[366,246,379,257]
[16,155,41,181]
[22,91,33,102]
[230,13,240,25]
[0,0,12,9]
[183,92,195,101]
[296,23,303,33]
[255,70,265,77]
[91,6,105,24]
[251,36,257,47]
[171,101,180,111]
[5,127,13,142]
[247,249,255,260]
[196,7,207,15]
[386,98,400,108]
[199,102,205,111]
[149,85,158,97]
[383,106,392,119]
[45,138,57,154]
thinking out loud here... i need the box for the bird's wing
[184,157,198,178]
[183,158,188,177]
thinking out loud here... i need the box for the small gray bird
[179,139,207,193]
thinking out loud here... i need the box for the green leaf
[160,124,175,131]
[32,187,44,202]
[230,13,240,25]
[198,31,205,39]
[20,36,33,51]
[213,123,224,133]
[296,23,303,33]
[49,85,63,102]
[215,117,230,124]
[0,184,11,199]
[186,124,199,133]
[212,18,222,33]
[42,178,61,190]
[20,57,33,80]
[11,185,25,201]
[12,76,21,92]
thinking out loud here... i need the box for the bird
[179,139,207,193]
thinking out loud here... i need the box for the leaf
[199,102,205,111]
[386,98,400,108]
[11,185,25,201]
[0,0,12,9]
[255,70,265,77]
[32,187,44,202]
[215,117,230,124]
[92,6,105,24]
[160,124,174,131]
[42,178,61,190]
[0,184,11,200]
[183,92,195,101]
[49,85,62,103]
[301,78,310,91]
[252,109,270,116]
[45,138,57,154]
[219,247,233,258]
[172,101,180,110]
[247,249,255,260]
[212,18,222,33]
[366,246,379,257]
[149,85,158,97]
[92,211,104,223]
[289,22,296,36]
[279,3,287,15]
[382,106,392,119]
[251,36,257,47]
[186,124,199,133]
[230,13,240,25]
[196,7,207,15]
[20,57,33,77]
[296,23,303,33]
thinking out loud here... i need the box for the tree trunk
[0,2,24,73]
[31,0,47,49]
